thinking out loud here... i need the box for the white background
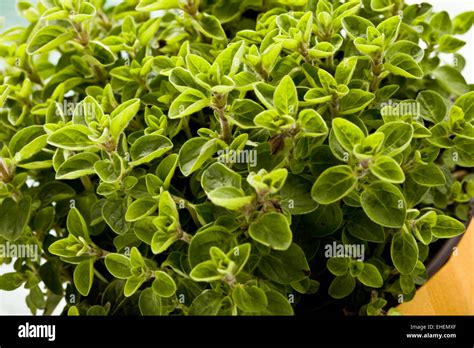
[0,0,473,315]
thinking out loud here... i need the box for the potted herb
[0,0,472,316]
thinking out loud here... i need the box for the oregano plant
[0,0,473,317]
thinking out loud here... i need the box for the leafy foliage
[0,0,472,317]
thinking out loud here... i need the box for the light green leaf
[332,118,365,152]
[274,75,298,117]
[410,164,446,187]
[130,134,173,167]
[384,53,423,79]
[357,263,383,288]
[431,215,465,238]
[73,259,94,296]
[369,155,405,183]
[248,212,292,251]
[311,165,357,204]
[207,187,253,210]
[178,138,217,176]
[56,153,100,180]
[232,285,268,313]
[361,181,407,228]
[152,271,177,298]
[26,25,74,55]
[105,253,132,279]
[328,274,356,299]
[169,89,210,119]
[391,229,418,274]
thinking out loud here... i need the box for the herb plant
[0,0,473,316]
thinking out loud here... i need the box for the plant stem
[182,116,193,139]
[94,269,110,284]
[80,176,93,192]
[212,93,230,143]
[370,55,384,92]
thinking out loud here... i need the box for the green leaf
[430,11,452,35]
[248,212,292,251]
[346,210,385,243]
[438,35,466,53]
[138,18,161,46]
[189,290,226,315]
[201,162,241,194]
[139,288,164,315]
[105,253,132,279]
[56,153,100,180]
[102,199,130,235]
[110,98,140,138]
[130,134,173,167]
[361,182,407,228]
[89,40,116,65]
[228,99,264,129]
[342,16,374,40]
[258,243,310,284]
[125,198,157,222]
[227,243,251,275]
[260,290,294,315]
[190,260,222,282]
[136,0,179,11]
[0,85,9,108]
[124,275,146,297]
[10,125,48,162]
[416,90,447,123]
[279,174,319,215]
[47,125,96,151]
[188,226,234,267]
[195,13,226,40]
[332,118,365,152]
[453,11,474,34]
[67,207,90,241]
[274,75,298,117]
[410,164,446,187]
[391,229,419,274]
[376,15,401,45]
[152,271,177,298]
[384,53,423,79]
[378,122,413,156]
[0,272,25,291]
[454,91,474,122]
[73,259,94,296]
[232,285,268,313]
[369,156,405,183]
[26,25,74,55]
[431,215,465,238]
[386,41,424,62]
[328,274,356,299]
[207,187,253,210]
[169,89,210,119]
[432,66,469,96]
[335,57,358,85]
[327,257,350,276]
[311,165,357,204]
[357,263,383,288]
[178,138,217,176]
